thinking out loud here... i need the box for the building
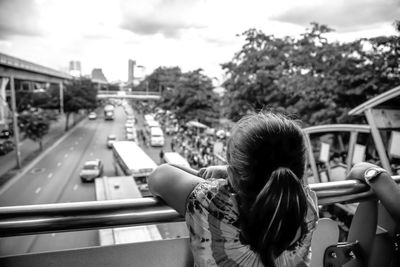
[91,68,108,90]
[69,61,82,77]
[128,59,135,86]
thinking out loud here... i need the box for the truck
[104,104,115,120]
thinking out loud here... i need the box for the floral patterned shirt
[185,178,319,267]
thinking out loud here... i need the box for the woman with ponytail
[148,112,318,266]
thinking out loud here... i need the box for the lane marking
[73,184,78,191]
[48,173,53,179]
[0,117,87,196]
[35,187,41,194]
[57,162,62,167]
[64,153,68,158]
[51,233,56,237]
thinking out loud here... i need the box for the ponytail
[245,167,308,266]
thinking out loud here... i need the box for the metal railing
[0,176,399,238]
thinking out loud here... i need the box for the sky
[0,0,398,84]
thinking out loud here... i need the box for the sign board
[352,144,366,164]
[389,131,400,158]
[0,78,9,125]
[372,109,400,128]
[213,142,224,157]
[319,142,330,163]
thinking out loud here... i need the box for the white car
[107,135,117,148]
[88,112,97,120]
[80,159,104,182]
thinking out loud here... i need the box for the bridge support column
[59,82,64,115]
[10,76,21,169]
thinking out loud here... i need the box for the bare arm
[347,162,400,222]
[148,164,204,216]
[198,165,229,179]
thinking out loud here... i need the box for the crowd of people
[133,101,229,169]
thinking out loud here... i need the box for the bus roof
[147,120,160,127]
[150,127,163,135]
[112,141,157,177]
[164,152,190,168]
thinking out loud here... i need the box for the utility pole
[10,76,21,169]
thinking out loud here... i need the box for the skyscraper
[128,59,135,85]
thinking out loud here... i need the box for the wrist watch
[364,167,388,184]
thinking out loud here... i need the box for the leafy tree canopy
[143,67,220,125]
[18,109,52,151]
[222,22,400,125]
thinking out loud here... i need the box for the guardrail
[1,176,399,238]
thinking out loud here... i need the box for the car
[0,140,14,155]
[79,159,104,182]
[88,112,97,120]
[107,135,117,148]
[0,129,11,139]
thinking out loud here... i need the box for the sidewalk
[0,113,84,188]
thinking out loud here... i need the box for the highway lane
[0,107,128,256]
[0,103,173,256]
[28,108,128,253]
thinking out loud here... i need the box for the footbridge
[97,90,161,100]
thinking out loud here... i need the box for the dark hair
[226,112,308,266]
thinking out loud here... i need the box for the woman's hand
[198,165,228,179]
[346,162,381,183]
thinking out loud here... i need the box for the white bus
[95,176,163,245]
[112,141,157,182]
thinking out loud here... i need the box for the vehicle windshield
[83,164,98,170]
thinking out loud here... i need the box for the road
[0,104,168,256]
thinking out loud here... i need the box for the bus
[112,141,157,182]
[104,104,115,120]
[95,176,163,245]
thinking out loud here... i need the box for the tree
[144,68,220,125]
[18,109,51,151]
[63,78,98,131]
[221,22,400,125]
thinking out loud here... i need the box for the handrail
[0,176,399,237]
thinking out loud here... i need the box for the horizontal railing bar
[0,176,399,237]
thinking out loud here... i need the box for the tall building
[69,61,82,77]
[128,59,135,85]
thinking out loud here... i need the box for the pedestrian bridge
[97,90,161,100]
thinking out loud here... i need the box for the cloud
[119,0,205,38]
[271,0,400,32]
[0,0,43,39]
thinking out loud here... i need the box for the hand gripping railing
[0,176,399,237]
